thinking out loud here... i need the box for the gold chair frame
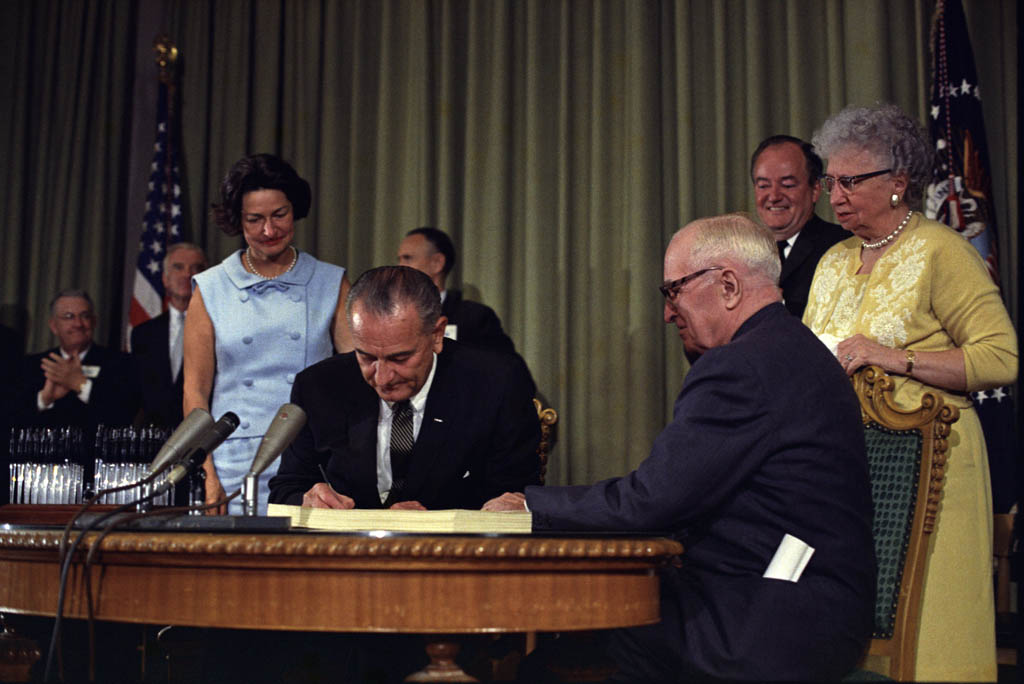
[852,366,959,681]
[534,398,558,485]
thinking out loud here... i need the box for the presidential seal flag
[129,37,183,332]
[924,0,1016,514]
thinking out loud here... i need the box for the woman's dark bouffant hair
[210,154,312,236]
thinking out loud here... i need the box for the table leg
[404,638,478,682]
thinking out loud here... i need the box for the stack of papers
[267,503,532,534]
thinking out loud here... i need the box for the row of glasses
[9,461,85,505]
[7,425,178,506]
[8,427,88,504]
[93,425,173,506]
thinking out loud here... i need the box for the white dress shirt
[375,353,438,503]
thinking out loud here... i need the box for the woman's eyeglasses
[820,168,892,194]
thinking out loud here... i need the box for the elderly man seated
[486,214,876,682]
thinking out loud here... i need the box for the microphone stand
[243,473,259,516]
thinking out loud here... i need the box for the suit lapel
[780,235,811,283]
[348,388,383,503]
[402,350,456,498]
[156,313,174,385]
[780,216,824,283]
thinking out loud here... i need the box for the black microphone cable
[77,490,243,681]
[46,411,238,682]
[45,465,179,683]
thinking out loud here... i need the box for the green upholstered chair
[850,366,959,681]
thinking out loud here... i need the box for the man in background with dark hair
[398,227,518,354]
[750,135,847,318]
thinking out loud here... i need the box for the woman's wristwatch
[904,349,916,375]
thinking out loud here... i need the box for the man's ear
[719,269,742,311]
[48,317,58,337]
[432,315,448,353]
[430,251,447,280]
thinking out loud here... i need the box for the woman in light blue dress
[184,154,352,514]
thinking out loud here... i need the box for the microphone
[149,409,215,475]
[158,412,241,492]
[243,404,307,516]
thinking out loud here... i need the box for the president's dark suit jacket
[130,311,184,428]
[780,214,847,318]
[526,304,875,681]
[441,289,516,354]
[269,339,540,509]
[16,344,141,431]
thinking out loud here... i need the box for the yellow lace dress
[803,213,1018,681]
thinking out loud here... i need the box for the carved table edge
[0,529,682,560]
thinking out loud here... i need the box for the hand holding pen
[301,464,355,509]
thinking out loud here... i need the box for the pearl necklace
[245,245,297,279]
[862,210,914,250]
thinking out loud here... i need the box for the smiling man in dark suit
[751,135,848,318]
[18,289,140,431]
[130,242,208,427]
[269,265,539,510]
[485,214,875,682]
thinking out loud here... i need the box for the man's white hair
[680,213,780,286]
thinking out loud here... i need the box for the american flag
[129,78,182,330]
[924,0,1016,513]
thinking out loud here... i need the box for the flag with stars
[129,78,183,329]
[925,0,1016,512]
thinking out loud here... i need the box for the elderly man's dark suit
[526,303,875,681]
[130,311,184,428]
[17,345,140,430]
[441,289,516,354]
[269,339,540,509]
[779,214,847,318]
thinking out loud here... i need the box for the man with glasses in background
[750,135,847,318]
[485,214,875,682]
[16,289,140,430]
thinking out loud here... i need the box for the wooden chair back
[851,366,959,681]
[533,398,558,485]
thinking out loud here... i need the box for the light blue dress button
[286,373,295,384]
[290,332,301,340]
[290,293,302,302]
[242,336,253,344]
[243,379,253,387]
[239,293,249,302]
[241,421,250,430]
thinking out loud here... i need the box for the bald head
[662,214,782,355]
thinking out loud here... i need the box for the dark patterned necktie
[777,240,788,264]
[389,400,414,485]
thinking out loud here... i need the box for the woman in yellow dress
[803,103,1017,681]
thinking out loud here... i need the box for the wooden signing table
[0,526,682,681]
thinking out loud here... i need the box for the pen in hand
[318,463,335,492]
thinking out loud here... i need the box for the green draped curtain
[2,0,1018,485]
[0,0,136,345]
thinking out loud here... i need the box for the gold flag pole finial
[153,35,179,82]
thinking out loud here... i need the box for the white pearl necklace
[245,245,297,279]
[862,210,914,250]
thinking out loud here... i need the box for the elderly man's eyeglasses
[659,267,723,300]
[820,169,892,194]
